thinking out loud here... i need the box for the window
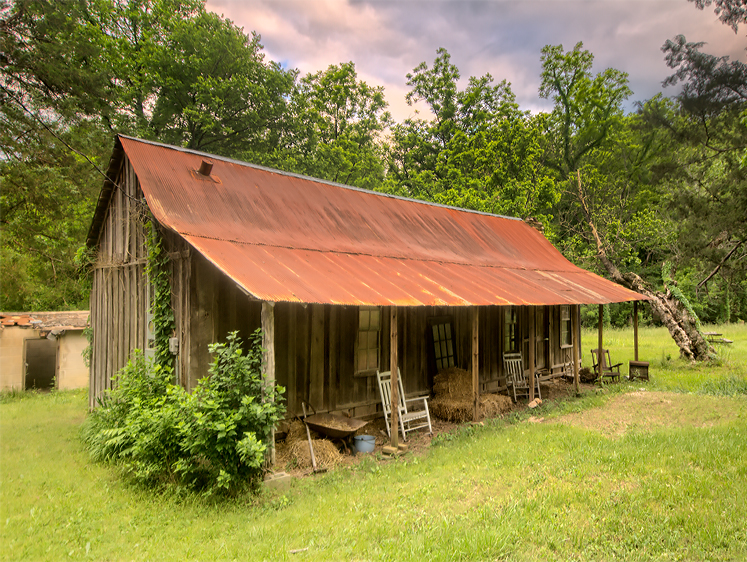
[429,317,456,372]
[504,307,518,352]
[560,305,572,348]
[357,307,381,373]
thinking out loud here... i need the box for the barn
[86,135,645,436]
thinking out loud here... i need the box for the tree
[540,42,713,360]
[387,48,558,222]
[282,62,391,189]
[0,0,297,309]
[656,0,747,323]
[539,42,632,177]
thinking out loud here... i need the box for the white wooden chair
[503,352,541,403]
[376,369,432,441]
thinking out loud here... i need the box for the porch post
[472,306,480,422]
[633,301,639,362]
[572,305,580,394]
[598,304,604,378]
[261,301,276,466]
[528,307,535,401]
[389,306,399,448]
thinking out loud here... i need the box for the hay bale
[579,367,596,384]
[430,393,513,422]
[434,367,473,400]
[286,438,342,470]
[430,367,514,422]
[276,419,342,470]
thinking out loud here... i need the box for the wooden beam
[262,301,276,466]
[528,307,535,401]
[598,304,604,379]
[389,306,399,449]
[572,305,580,394]
[633,301,639,362]
[472,306,480,422]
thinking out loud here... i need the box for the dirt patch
[547,391,744,437]
[274,377,586,477]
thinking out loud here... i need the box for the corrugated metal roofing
[0,311,89,330]
[98,136,646,306]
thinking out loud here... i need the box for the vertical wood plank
[262,301,276,466]
[472,306,479,421]
[389,306,399,448]
[528,307,535,401]
[573,305,581,394]
[598,304,604,377]
[309,304,325,409]
[633,301,639,362]
[327,305,337,411]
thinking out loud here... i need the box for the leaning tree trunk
[575,172,712,361]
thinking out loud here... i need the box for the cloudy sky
[205,0,744,121]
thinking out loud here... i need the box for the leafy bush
[81,330,285,495]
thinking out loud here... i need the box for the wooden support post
[389,306,399,449]
[472,306,480,422]
[572,305,580,394]
[528,307,535,401]
[262,301,276,466]
[598,304,604,379]
[633,301,639,362]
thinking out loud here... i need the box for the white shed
[0,312,89,392]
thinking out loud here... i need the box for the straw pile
[275,419,343,470]
[430,367,513,422]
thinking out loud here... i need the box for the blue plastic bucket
[353,434,375,454]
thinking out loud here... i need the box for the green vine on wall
[145,221,175,373]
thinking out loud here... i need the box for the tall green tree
[540,42,713,360]
[655,0,747,323]
[281,62,391,189]
[0,0,296,310]
[387,48,558,222]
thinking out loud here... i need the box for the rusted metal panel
[113,136,647,306]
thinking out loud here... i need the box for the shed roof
[88,136,646,307]
[0,311,89,331]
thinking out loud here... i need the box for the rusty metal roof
[90,136,646,306]
[0,311,89,330]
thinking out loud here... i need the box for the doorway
[25,338,57,390]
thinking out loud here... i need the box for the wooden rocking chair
[376,369,432,441]
[591,348,622,383]
[503,352,541,403]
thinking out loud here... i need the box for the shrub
[81,330,285,495]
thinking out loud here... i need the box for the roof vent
[198,160,213,176]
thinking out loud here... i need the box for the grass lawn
[1,324,746,561]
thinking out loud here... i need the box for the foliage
[386,48,559,224]
[280,61,390,188]
[175,330,286,492]
[81,330,285,495]
[0,116,106,310]
[144,222,175,370]
[539,41,632,176]
[656,1,747,323]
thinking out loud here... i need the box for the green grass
[581,321,747,393]
[2,325,746,561]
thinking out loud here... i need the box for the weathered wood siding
[184,252,261,390]
[90,156,149,409]
[89,156,580,414]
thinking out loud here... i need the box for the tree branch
[697,238,746,290]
